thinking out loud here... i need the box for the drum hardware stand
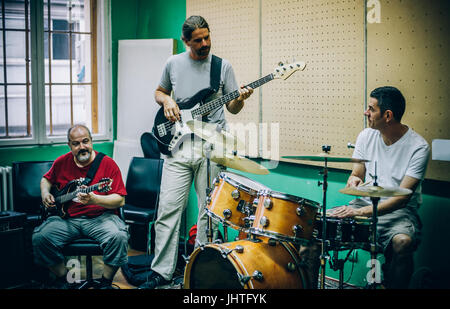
[318,145,331,289]
[204,142,214,243]
[329,248,355,289]
[367,162,381,289]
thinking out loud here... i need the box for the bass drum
[184,239,310,289]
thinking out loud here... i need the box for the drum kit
[182,120,413,289]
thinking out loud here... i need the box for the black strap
[210,54,222,92]
[202,55,222,122]
[82,152,105,185]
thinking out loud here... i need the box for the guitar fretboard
[56,184,100,204]
[191,73,274,118]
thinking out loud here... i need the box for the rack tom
[251,190,320,243]
[206,172,269,231]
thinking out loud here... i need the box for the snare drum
[314,214,372,249]
[206,171,269,230]
[251,190,320,243]
[184,239,310,289]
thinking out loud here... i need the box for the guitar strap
[202,55,222,122]
[81,152,105,186]
[210,54,222,92]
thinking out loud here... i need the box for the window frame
[0,0,112,147]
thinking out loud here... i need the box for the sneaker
[96,277,118,289]
[137,272,170,289]
[48,276,76,289]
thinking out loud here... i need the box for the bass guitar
[43,177,112,219]
[152,61,306,155]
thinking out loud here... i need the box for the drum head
[221,171,269,193]
[187,247,242,289]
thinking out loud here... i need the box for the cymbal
[339,186,412,197]
[186,120,245,151]
[211,154,270,175]
[283,153,369,163]
[193,146,269,175]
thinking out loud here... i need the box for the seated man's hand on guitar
[328,205,362,219]
[163,98,180,122]
[42,193,56,208]
[76,191,95,205]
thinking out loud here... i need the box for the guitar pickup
[157,124,167,137]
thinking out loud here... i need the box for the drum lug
[223,209,232,219]
[206,196,212,205]
[268,238,278,246]
[231,189,240,200]
[252,270,264,281]
[263,198,272,209]
[296,206,305,216]
[235,245,244,253]
[287,262,296,272]
[293,224,304,236]
[260,216,269,227]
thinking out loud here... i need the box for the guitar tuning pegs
[278,61,284,66]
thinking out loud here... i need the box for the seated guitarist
[32,124,129,289]
[139,16,253,289]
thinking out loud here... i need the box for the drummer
[138,16,253,289]
[330,86,430,289]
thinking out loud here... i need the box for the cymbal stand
[367,162,381,289]
[204,142,214,244]
[318,145,331,289]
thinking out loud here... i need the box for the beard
[76,149,92,163]
[196,46,210,57]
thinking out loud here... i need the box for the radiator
[0,166,13,212]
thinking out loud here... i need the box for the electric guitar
[43,177,112,219]
[152,61,307,155]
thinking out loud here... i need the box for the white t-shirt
[352,127,430,211]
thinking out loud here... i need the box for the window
[0,0,111,145]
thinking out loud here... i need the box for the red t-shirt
[44,151,127,218]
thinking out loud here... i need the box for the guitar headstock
[97,178,113,193]
[272,61,306,80]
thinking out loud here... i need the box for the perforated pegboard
[367,0,450,181]
[261,0,365,170]
[186,0,261,157]
[186,0,450,181]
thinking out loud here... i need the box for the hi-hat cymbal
[187,120,245,151]
[283,153,369,163]
[339,186,412,197]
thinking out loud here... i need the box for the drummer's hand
[346,175,363,188]
[329,205,361,219]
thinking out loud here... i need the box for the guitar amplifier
[0,211,27,288]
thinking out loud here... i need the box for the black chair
[61,208,125,289]
[11,160,54,285]
[123,157,163,253]
[12,160,54,228]
[140,132,160,159]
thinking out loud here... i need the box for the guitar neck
[56,183,99,204]
[191,73,274,118]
